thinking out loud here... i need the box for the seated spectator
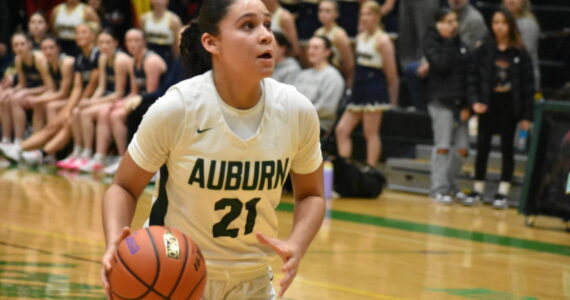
[423,8,471,204]
[293,36,344,134]
[21,36,75,147]
[315,0,355,87]
[28,12,49,50]
[503,0,541,91]
[335,1,399,167]
[0,33,55,162]
[67,28,135,172]
[91,28,168,175]
[272,32,301,85]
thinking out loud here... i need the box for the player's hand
[101,226,131,299]
[472,102,487,114]
[256,232,303,297]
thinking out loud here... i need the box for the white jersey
[54,3,87,40]
[129,71,322,277]
[356,29,383,69]
[142,11,175,46]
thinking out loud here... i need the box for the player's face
[97,33,117,56]
[213,0,274,79]
[12,35,31,56]
[76,25,94,48]
[307,37,329,66]
[40,39,59,60]
[151,0,168,9]
[359,7,379,32]
[28,14,48,38]
[492,12,509,40]
[125,31,145,56]
[318,1,338,25]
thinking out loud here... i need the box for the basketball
[108,226,207,300]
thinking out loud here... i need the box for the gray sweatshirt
[294,65,345,132]
[456,4,488,50]
[272,57,302,86]
[517,17,541,90]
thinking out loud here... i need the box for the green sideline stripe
[276,203,570,257]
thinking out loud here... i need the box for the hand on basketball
[256,232,303,297]
[101,226,131,298]
[472,102,488,114]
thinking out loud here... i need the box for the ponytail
[180,22,212,78]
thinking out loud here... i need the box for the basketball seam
[146,227,170,299]
[167,231,190,298]
[114,245,157,300]
[185,261,207,300]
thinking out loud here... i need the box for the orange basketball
[108,226,207,300]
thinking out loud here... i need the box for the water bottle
[517,129,528,152]
[323,161,334,199]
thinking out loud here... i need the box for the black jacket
[423,27,471,109]
[468,36,535,121]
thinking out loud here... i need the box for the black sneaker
[462,191,480,206]
[492,194,509,209]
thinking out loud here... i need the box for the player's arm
[101,152,154,296]
[144,54,166,94]
[377,34,399,106]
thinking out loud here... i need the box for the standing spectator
[503,0,540,91]
[424,8,471,204]
[315,0,354,87]
[294,36,344,134]
[464,8,534,208]
[51,0,101,57]
[140,0,182,65]
[262,0,300,56]
[335,1,399,167]
[272,32,301,85]
[397,0,438,112]
[448,0,487,50]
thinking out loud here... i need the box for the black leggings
[475,92,518,182]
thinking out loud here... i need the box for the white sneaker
[103,160,120,176]
[0,144,21,163]
[492,194,509,209]
[434,193,453,205]
[21,150,42,165]
[79,159,104,173]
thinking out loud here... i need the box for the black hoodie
[423,26,471,109]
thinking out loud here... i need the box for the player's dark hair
[313,35,334,64]
[180,0,235,78]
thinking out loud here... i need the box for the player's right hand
[101,226,131,299]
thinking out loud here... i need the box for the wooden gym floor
[0,167,569,300]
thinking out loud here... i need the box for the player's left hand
[256,232,303,297]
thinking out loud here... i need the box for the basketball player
[101,0,325,298]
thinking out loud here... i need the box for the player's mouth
[257,51,273,61]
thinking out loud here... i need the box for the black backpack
[332,157,386,198]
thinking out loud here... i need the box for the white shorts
[202,268,276,300]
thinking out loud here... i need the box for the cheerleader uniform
[348,29,388,112]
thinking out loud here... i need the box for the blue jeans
[404,61,428,112]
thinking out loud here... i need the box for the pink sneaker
[56,157,76,169]
[68,158,89,171]
[79,159,104,173]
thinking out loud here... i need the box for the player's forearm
[289,195,325,253]
[102,184,138,248]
